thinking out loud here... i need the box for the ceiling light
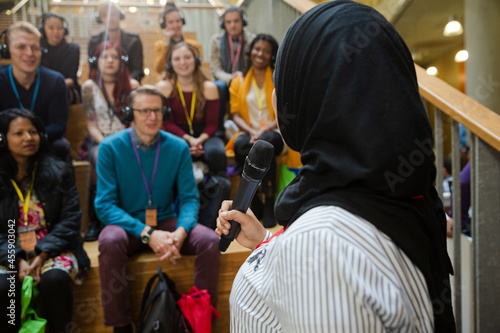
[144,68,150,76]
[455,50,468,62]
[160,0,167,5]
[129,7,137,13]
[427,66,438,76]
[443,16,463,37]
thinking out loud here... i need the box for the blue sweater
[0,65,68,141]
[95,129,200,237]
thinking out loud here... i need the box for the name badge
[19,228,37,253]
[146,207,157,227]
[259,118,268,130]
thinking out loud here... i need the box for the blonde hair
[7,21,41,46]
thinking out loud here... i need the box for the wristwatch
[141,227,155,244]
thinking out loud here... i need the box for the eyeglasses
[132,108,163,117]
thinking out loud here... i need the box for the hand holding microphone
[218,140,274,252]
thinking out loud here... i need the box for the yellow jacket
[226,66,275,153]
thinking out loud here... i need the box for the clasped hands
[149,228,187,264]
[18,252,48,283]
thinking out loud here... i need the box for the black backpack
[136,266,192,333]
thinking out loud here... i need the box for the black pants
[0,269,73,333]
[200,136,227,177]
[233,131,284,195]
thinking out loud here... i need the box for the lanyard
[128,129,161,206]
[228,34,243,72]
[252,77,265,110]
[10,162,37,223]
[9,65,40,111]
[176,81,196,136]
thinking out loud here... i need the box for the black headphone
[88,45,129,69]
[38,13,69,38]
[159,5,186,29]
[219,6,248,30]
[119,89,171,124]
[0,30,10,59]
[166,44,201,74]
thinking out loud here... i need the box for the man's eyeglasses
[132,108,163,117]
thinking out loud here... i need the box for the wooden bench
[71,225,280,333]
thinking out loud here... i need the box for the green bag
[19,275,47,333]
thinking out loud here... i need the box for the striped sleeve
[230,206,433,333]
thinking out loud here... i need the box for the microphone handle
[219,173,261,252]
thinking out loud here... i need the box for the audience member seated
[80,41,139,242]
[88,1,144,83]
[154,2,200,75]
[0,22,70,162]
[157,42,230,229]
[227,34,283,228]
[39,12,81,104]
[209,6,255,139]
[0,109,89,333]
[95,85,220,333]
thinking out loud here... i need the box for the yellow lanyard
[252,77,265,110]
[10,162,37,224]
[176,81,196,136]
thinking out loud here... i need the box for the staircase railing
[415,64,500,333]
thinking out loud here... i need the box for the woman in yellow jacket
[228,34,283,227]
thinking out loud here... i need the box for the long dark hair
[0,109,67,192]
[244,34,279,75]
[89,41,133,112]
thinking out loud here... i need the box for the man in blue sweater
[0,21,69,160]
[95,85,220,333]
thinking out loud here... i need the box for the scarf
[219,31,245,74]
[273,1,455,331]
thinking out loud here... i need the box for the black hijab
[274,1,455,331]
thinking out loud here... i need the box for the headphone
[119,89,171,124]
[166,44,201,74]
[159,5,186,29]
[219,6,248,30]
[88,45,129,69]
[38,13,69,38]
[0,30,10,59]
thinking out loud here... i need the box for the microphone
[219,140,274,252]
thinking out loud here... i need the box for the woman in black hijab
[216,1,455,332]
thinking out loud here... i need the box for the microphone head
[243,140,275,180]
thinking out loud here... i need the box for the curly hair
[244,34,279,75]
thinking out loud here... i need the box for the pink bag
[177,287,219,333]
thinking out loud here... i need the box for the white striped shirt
[230,206,433,332]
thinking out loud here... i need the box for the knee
[39,269,71,293]
[98,225,128,253]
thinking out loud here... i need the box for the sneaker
[84,224,100,242]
